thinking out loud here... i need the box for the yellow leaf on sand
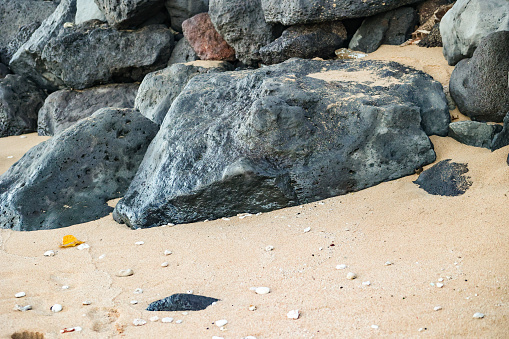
[60,235,84,248]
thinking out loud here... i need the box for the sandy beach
[1,46,508,338]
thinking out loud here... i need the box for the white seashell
[161,262,169,267]
[161,317,174,323]
[438,278,444,282]
[215,319,228,327]
[255,287,270,295]
[287,309,299,319]
[164,250,172,255]
[242,337,257,339]
[303,227,311,233]
[473,312,485,319]
[221,217,230,221]
[150,316,159,322]
[346,272,357,280]
[15,292,26,298]
[44,250,55,257]
[82,301,92,305]
[14,304,32,311]
[186,290,193,294]
[133,319,146,326]
[265,245,274,251]
[77,243,90,250]
[384,261,393,266]
[212,337,224,339]
[362,281,371,286]
[7,155,14,159]
[134,288,143,294]
[63,22,74,28]
[51,304,63,313]
[130,300,138,305]
[62,285,69,290]
[418,328,424,332]
[175,320,183,324]
[20,135,27,139]
[371,325,379,329]
[248,305,257,311]
[182,312,188,315]
[116,269,134,277]
[436,283,444,288]
[98,254,106,259]
[73,327,82,332]
[434,306,442,311]
[135,241,144,245]
[336,264,347,270]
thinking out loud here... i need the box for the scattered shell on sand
[116,269,134,277]
[371,325,379,329]
[14,304,32,311]
[248,305,257,311]
[186,290,193,294]
[221,217,230,221]
[303,227,311,233]
[212,337,224,339]
[15,292,26,298]
[164,250,172,255]
[434,306,442,311]
[130,300,138,305]
[242,337,257,339]
[51,304,63,313]
[133,319,146,326]
[436,283,444,288]
[162,317,174,323]
[362,281,371,286]
[135,241,144,245]
[438,278,444,282]
[98,254,106,259]
[473,312,485,319]
[20,135,27,138]
[265,245,274,251]
[336,264,347,270]
[384,261,393,266]
[175,320,183,324]
[77,243,90,250]
[134,288,143,294]
[7,155,13,159]
[287,309,300,319]
[347,272,357,280]
[215,319,228,327]
[255,287,270,295]
[150,316,159,322]
[161,262,169,267]
[44,250,55,257]
[82,301,91,305]
[62,285,69,290]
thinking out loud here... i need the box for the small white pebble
[303,227,311,233]
[135,241,144,245]
[167,223,175,226]
[346,272,357,280]
[62,285,69,290]
[161,317,174,323]
[255,287,270,295]
[73,327,82,332]
[371,325,379,329]
[418,328,425,332]
[51,304,63,313]
[14,304,32,312]
[15,292,26,298]
[212,337,224,339]
[130,300,138,305]
[182,312,188,315]
[82,301,91,305]
[134,288,143,294]
[446,276,452,280]
[221,217,230,221]
[434,306,442,311]
[438,278,444,282]
[215,319,228,327]
[287,309,300,319]
[20,135,27,139]
[430,282,435,287]
[116,269,134,277]
[186,290,193,294]
[265,245,274,251]
[161,262,169,267]
[133,319,146,326]
[44,250,55,257]
[475,293,478,296]
[384,261,393,266]
[150,316,159,322]
[164,250,172,255]
[436,283,444,288]
[175,320,183,324]
[336,264,347,270]
[248,305,257,311]
[7,155,14,159]
[77,243,90,250]
[473,312,485,319]
[362,281,371,286]
[319,247,323,251]
[98,254,106,259]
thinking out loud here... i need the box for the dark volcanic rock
[0,0,59,64]
[414,159,472,196]
[113,58,449,228]
[209,0,280,65]
[182,13,236,61]
[147,294,219,311]
[349,7,418,53]
[448,121,502,149]
[0,63,10,79]
[165,0,209,32]
[93,0,166,28]
[15,21,173,91]
[135,61,233,124]
[168,37,199,65]
[0,75,46,137]
[440,0,509,65]
[490,112,509,151]
[38,84,139,136]
[449,31,509,122]
[261,0,423,26]
[0,108,159,231]
[416,0,454,26]
[418,23,443,48]
[259,22,347,65]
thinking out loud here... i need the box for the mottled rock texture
[93,0,166,28]
[168,38,199,65]
[414,159,472,196]
[147,294,219,311]
[448,121,502,149]
[165,0,209,32]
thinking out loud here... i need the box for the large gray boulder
[261,0,424,26]
[168,38,199,65]
[38,83,139,136]
[449,31,509,122]
[0,0,60,64]
[9,0,78,90]
[440,0,509,65]
[113,58,449,228]
[76,0,107,24]
[259,22,347,65]
[349,7,418,53]
[165,0,209,32]
[0,108,159,231]
[0,75,46,137]
[93,0,166,28]
[14,21,174,91]
[209,0,279,65]
[135,61,233,124]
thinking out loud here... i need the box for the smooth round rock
[116,269,134,277]
[15,292,26,298]
[51,304,63,313]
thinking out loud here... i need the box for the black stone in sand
[146,294,219,312]
[413,159,472,196]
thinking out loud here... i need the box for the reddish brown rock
[182,13,236,61]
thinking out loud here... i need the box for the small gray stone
[414,159,472,196]
[448,121,502,149]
